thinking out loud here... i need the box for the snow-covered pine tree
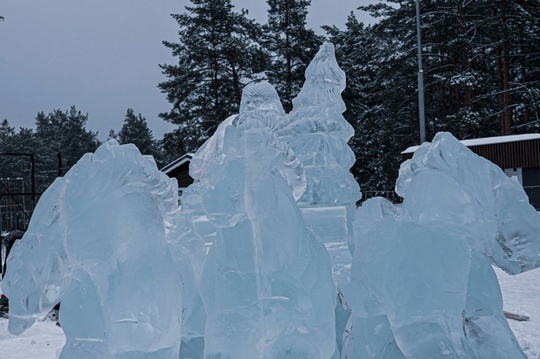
[480,0,540,134]
[356,0,540,139]
[324,0,540,196]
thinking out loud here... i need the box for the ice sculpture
[396,133,540,274]
[344,132,540,358]
[274,42,361,359]
[277,42,361,208]
[2,141,184,359]
[198,81,336,359]
[167,213,207,359]
[189,114,237,182]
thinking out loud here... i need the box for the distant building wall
[165,163,194,189]
[161,153,195,204]
[523,168,540,210]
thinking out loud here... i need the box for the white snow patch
[496,267,540,359]
[0,318,65,359]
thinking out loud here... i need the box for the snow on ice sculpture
[345,132,540,359]
[198,81,336,359]
[3,140,183,359]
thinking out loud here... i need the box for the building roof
[160,153,194,175]
[402,133,540,154]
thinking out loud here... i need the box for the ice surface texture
[197,81,336,359]
[397,132,540,274]
[188,45,359,359]
[3,141,184,359]
[167,213,208,359]
[189,82,306,203]
[189,114,238,183]
[276,42,361,207]
[344,132,540,359]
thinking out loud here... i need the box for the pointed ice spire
[277,42,361,206]
[292,42,347,111]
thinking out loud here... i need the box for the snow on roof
[402,133,540,154]
[160,153,194,174]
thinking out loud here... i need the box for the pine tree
[117,109,158,156]
[485,0,540,133]
[356,0,540,138]
[0,124,38,231]
[6,128,38,188]
[34,106,100,191]
[159,0,267,153]
[325,0,540,195]
[263,0,323,112]
[108,129,118,140]
[0,120,21,180]
[0,119,15,144]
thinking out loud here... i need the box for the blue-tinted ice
[3,141,184,359]
[197,81,336,359]
[344,133,540,358]
[277,42,360,208]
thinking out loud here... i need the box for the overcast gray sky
[0,0,374,141]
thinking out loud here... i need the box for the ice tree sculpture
[277,42,361,208]
[198,81,336,359]
[3,141,184,359]
[344,132,540,358]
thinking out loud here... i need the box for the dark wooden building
[161,153,194,196]
[402,134,540,209]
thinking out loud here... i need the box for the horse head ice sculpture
[3,140,183,359]
[397,132,540,274]
[345,132,540,359]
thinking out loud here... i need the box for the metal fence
[0,178,34,232]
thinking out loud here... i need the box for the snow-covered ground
[0,317,64,359]
[0,266,538,358]
[496,267,540,358]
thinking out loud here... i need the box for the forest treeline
[1,0,539,196]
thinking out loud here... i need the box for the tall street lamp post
[415,0,426,144]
